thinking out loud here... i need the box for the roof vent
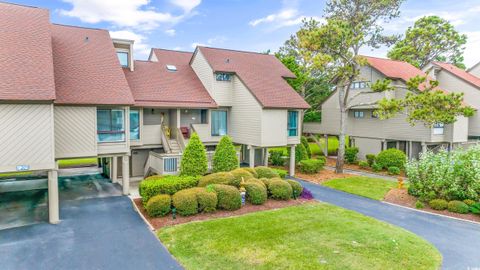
[166,65,177,72]
[225,58,230,64]
[84,36,89,43]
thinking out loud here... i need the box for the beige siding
[261,109,288,146]
[229,76,262,146]
[352,137,382,160]
[54,106,97,159]
[0,104,55,172]
[469,64,480,78]
[191,50,233,106]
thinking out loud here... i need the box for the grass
[158,203,441,270]
[0,171,33,178]
[269,136,346,156]
[323,177,398,200]
[58,158,98,168]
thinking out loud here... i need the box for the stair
[168,140,181,153]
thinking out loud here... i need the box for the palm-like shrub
[180,133,208,177]
[212,136,239,172]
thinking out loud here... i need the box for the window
[97,109,125,142]
[354,111,364,118]
[350,81,368,89]
[166,64,177,72]
[117,51,129,68]
[288,111,298,137]
[200,109,208,124]
[433,123,444,135]
[211,110,227,136]
[216,73,231,81]
[130,109,140,140]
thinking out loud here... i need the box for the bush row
[426,199,479,215]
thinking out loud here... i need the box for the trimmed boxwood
[268,179,292,200]
[447,200,469,214]
[172,189,198,216]
[254,166,279,179]
[366,154,376,166]
[212,136,239,173]
[190,187,217,213]
[376,148,406,169]
[298,159,324,174]
[244,182,267,205]
[387,166,401,175]
[259,178,273,189]
[212,184,242,211]
[198,172,238,187]
[344,147,359,164]
[242,167,258,178]
[245,178,267,188]
[429,199,448,210]
[146,194,171,217]
[358,161,369,169]
[139,175,199,205]
[287,180,303,198]
[230,168,254,184]
[272,168,288,179]
[371,163,383,172]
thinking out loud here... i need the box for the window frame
[353,111,364,118]
[433,123,445,135]
[129,109,140,141]
[287,110,299,137]
[97,109,126,143]
[215,73,232,82]
[116,51,129,68]
[211,110,228,136]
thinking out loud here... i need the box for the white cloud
[191,35,228,49]
[191,42,207,48]
[249,7,322,29]
[60,0,201,31]
[165,29,176,36]
[110,30,150,57]
[462,31,480,68]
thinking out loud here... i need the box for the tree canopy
[387,16,467,69]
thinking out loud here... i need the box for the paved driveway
[0,196,182,270]
[294,178,480,270]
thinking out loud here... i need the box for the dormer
[113,38,134,71]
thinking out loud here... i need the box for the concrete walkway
[0,196,182,270]
[293,177,480,270]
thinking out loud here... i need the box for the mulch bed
[134,198,312,230]
[384,188,480,223]
[326,158,406,178]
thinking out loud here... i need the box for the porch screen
[288,110,298,136]
[211,110,227,136]
[97,109,125,142]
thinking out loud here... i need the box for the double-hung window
[211,110,227,136]
[130,109,140,140]
[287,111,298,137]
[354,111,364,118]
[97,109,125,142]
[433,123,444,135]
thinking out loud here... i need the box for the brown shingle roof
[0,2,55,101]
[52,24,134,105]
[363,56,426,82]
[433,62,480,89]
[197,47,310,109]
[124,49,217,108]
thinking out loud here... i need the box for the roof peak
[52,23,106,32]
[0,1,48,11]
[198,46,272,56]
[153,48,193,54]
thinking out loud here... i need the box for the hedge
[244,182,267,205]
[198,172,238,187]
[212,136,239,173]
[298,159,324,174]
[268,179,292,200]
[230,168,254,184]
[146,194,171,217]
[212,184,242,211]
[139,175,199,205]
[376,148,406,169]
[254,166,279,179]
[180,133,208,176]
[272,168,288,179]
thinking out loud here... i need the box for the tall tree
[387,16,467,69]
[298,0,404,173]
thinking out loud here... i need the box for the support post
[122,155,130,195]
[408,141,413,159]
[382,140,387,151]
[111,157,118,183]
[249,146,255,168]
[421,142,427,154]
[324,134,328,156]
[263,148,269,166]
[289,145,296,176]
[48,169,59,224]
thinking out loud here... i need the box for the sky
[11,0,480,67]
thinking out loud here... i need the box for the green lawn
[323,177,398,200]
[158,203,441,270]
[269,136,346,156]
[0,171,33,178]
[58,158,98,168]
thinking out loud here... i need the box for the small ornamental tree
[180,133,208,177]
[288,143,308,164]
[212,136,239,173]
[301,136,312,158]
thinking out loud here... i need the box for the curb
[130,198,155,231]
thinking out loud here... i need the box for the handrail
[175,127,186,153]
[160,125,172,153]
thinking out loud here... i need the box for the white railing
[174,127,186,153]
[160,125,171,153]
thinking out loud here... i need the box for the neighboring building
[0,3,309,223]
[304,56,471,160]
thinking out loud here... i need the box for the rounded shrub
[387,166,401,175]
[254,166,279,179]
[172,189,198,216]
[429,199,448,210]
[244,182,267,205]
[190,187,217,213]
[259,178,273,188]
[415,200,425,209]
[376,148,406,169]
[242,167,258,178]
[301,136,312,158]
[180,133,208,176]
[245,178,266,188]
[212,136,239,173]
[268,179,292,200]
[344,147,359,164]
[463,199,476,206]
[230,168,254,184]
[198,172,238,187]
[287,180,303,198]
[146,194,171,217]
[366,154,376,166]
[371,163,383,172]
[298,159,324,174]
[212,184,241,211]
[358,161,369,169]
[447,200,469,214]
[272,168,288,179]
[269,149,286,166]
[139,175,199,206]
